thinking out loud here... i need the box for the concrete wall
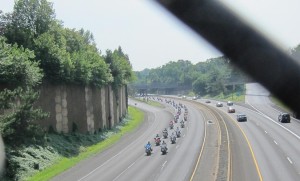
[35,84,127,133]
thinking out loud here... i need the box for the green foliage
[26,106,143,181]
[133,57,246,96]
[3,0,56,49]
[105,47,134,87]
[0,37,43,86]
[0,88,49,145]
[1,0,123,87]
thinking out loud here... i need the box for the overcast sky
[1,0,300,71]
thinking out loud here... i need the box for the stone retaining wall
[35,84,127,133]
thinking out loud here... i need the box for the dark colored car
[216,102,223,107]
[227,101,233,106]
[278,113,291,123]
[228,107,235,113]
[237,114,247,122]
[205,100,211,103]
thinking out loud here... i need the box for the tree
[3,0,56,49]
[0,37,48,145]
[104,47,133,87]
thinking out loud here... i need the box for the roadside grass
[204,92,245,103]
[132,97,164,108]
[27,106,144,181]
[270,96,291,112]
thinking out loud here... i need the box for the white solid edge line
[246,101,300,140]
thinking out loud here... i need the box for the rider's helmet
[148,141,150,144]
[162,141,165,143]
[156,134,159,137]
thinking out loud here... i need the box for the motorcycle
[169,123,174,129]
[174,118,178,123]
[163,131,168,139]
[181,121,185,128]
[176,130,181,138]
[170,135,176,144]
[161,145,168,155]
[145,145,152,156]
[154,137,161,146]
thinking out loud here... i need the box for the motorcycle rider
[163,128,168,133]
[176,127,181,136]
[161,140,168,151]
[156,133,160,138]
[162,128,168,138]
[155,134,161,144]
[180,119,184,124]
[145,141,152,151]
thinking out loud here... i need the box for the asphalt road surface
[197,82,300,181]
[52,82,300,181]
[52,95,264,181]
[52,98,206,181]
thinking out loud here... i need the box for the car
[237,114,247,122]
[205,100,211,103]
[227,101,233,106]
[182,95,187,99]
[278,113,290,123]
[228,107,235,113]
[192,96,197,100]
[216,102,223,107]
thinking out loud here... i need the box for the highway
[51,82,300,181]
[52,98,207,181]
[197,83,300,181]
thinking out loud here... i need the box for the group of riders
[145,98,188,156]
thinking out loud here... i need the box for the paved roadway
[197,82,300,181]
[52,83,297,181]
[52,96,261,181]
[52,98,207,181]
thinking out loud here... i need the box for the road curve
[52,98,206,181]
[197,89,300,181]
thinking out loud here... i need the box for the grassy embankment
[270,96,291,112]
[132,97,164,108]
[204,92,245,103]
[27,106,144,181]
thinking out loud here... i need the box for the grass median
[28,106,144,181]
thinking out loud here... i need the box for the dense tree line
[133,57,248,96]
[0,0,133,147]
[134,45,300,96]
[0,0,134,179]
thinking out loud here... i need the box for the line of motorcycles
[145,98,188,156]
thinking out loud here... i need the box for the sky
[1,0,300,71]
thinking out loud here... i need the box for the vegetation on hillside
[0,0,134,180]
[133,57,248,96]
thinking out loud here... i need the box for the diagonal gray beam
[156,0,300,116]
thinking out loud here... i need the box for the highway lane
[52,98,207,181]
[197,97,300,181]
[52,95,265,181]
[245,83,300,136]
[161,96,261,181]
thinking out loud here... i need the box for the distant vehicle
[278,113,290,123]
[205,100,211,103]
[216,102,223,107]
[227,101,233,106]
[182,95,187,99]
[192,95,201,100]
[237,114,247,122]
[228,107,235,113]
